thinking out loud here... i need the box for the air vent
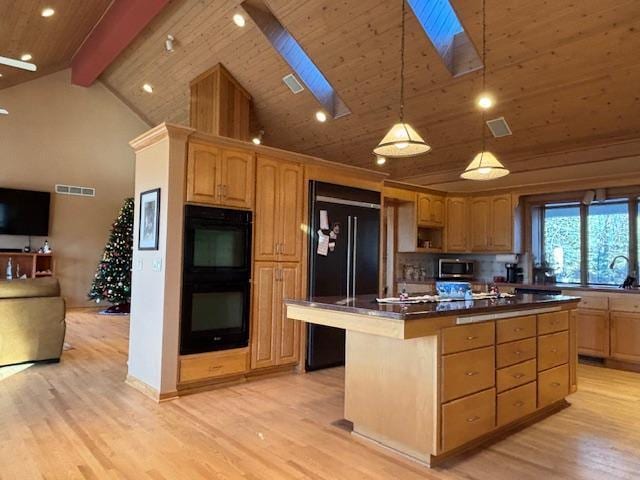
[283,73,304,94]
[486,117,513,138]
[55,184,95,197]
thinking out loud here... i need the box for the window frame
[526,189,640,286]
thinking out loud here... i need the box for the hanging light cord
[480,0,487,165]
[399,0,406,123]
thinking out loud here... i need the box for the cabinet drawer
[497,382,537,426]
[496,338,536,369]
[538,364,569,408]
[576,295,609,311]
[441,388,496,452]
[179,348,249,383]
[441,322,495,355]
[496,359,537,393]
[538,331,569,371]
[538,311,569,335]
[609,296,640,313]
[496,315,536,344]
[441,346,495,402]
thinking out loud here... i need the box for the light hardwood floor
[1,309,640,479]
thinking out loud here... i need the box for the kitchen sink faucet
[609,255,637,289]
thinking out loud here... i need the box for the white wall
[0,69,149,306]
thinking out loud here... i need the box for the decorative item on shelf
[88,198,134,315]
[460,0,510,181]
[43,240,51,254]
[373,0,431,158]
[6,257,12,280]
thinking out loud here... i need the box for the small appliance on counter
[438,258,475,280]
[505,262,524,283]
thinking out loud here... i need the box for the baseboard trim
[125,374,179,403]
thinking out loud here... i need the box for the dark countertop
[285,293,580,321]
[496,282,640,295]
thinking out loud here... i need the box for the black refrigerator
[306,181,381,371]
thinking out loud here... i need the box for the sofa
[0,277,66,367]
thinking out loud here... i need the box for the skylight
[241,0,350,119]
[407,0,482,76]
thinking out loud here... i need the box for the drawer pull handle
[466,416,481,423]
[513,327,523,332]
[551,348,558,353]
[514,351,522,356]
[208,365,223,371]
[551,382,561,387]
[465,371,480,376]
[466,336,478,340]
[513,401,524,407]
[513,373,525,379]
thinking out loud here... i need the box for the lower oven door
[180,281,250,355]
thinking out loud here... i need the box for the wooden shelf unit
[0,253,54,280]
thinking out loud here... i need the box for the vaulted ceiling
[0,0,112,88]
[4,0,640,190]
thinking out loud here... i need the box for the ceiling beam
[71,0,169,87]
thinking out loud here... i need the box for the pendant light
[373,0,430,158]
[461,0,509,181]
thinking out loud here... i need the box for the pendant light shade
[373,0,431,159]
[460,151,509,180]
[373,122,432,157]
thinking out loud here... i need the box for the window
[587,201,629,285]
[536,196,638,286]
[543,203,581,284]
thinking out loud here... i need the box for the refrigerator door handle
[352,216,358,298]
[347,216,352,299]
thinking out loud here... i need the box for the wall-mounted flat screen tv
[0,188,51,236]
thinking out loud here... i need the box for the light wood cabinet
[417,193,445,227]
[610,312,640,363]
[469,194,514,252]
[445,197,468,252]
[576,309,610,358]
[251,262,302,369]
[186,142,254,209]
[179,348,249,383]
[254,156,303,262]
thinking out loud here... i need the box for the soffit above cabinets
[96,0,640,187]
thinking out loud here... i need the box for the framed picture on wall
[138,188,160,250]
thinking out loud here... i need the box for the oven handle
[347,216,352,299]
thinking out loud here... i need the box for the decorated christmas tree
[88,198,134,314]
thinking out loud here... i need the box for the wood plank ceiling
[0,0,112,89]
[62,1,640,187]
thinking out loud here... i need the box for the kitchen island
[285,294,580,466]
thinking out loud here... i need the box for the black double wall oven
[181,205,252,355]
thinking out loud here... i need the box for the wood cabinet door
[490,194,513,251]
[219,148,254,209]
[446,197,468,252]
[431,195,445,226]
[251,263,278,369]
[277,162,303,262]
[470,197,491,251]
[417,194,432,225]
[276,263,302,365]
[186,142,221,204]
[576,309,610,358]
[254,157,280,261]
[610,312,640,363]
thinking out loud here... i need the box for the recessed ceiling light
[376,156,386,165]
[41,7,55,17]
[142,83,153,93]
[233,13,246,27]
[315,111,327,122]
[21,53,32,62]
[477,94,494,109]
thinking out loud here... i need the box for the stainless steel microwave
[438,259,475,279]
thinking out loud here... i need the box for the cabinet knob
[465,371,479,376]
[551,382,561,388]
[466,335,478,340]
[513,327,523,332]
[513,401,524,407]
[513,373,525,379]
[551,348,558,353]
[466,416,481,423]
[514,350,522,356]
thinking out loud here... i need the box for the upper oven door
[184,214,252,278]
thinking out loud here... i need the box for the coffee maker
[505,263,524,283]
